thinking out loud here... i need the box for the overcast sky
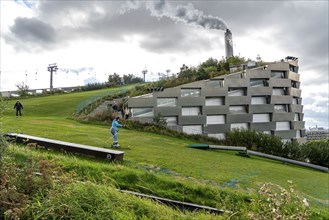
[0,0,328,128]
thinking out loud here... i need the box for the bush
[302,140,329,167]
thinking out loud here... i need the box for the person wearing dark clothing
[112,101,118,112]
[14,100,23,117]
[121,107,125,118]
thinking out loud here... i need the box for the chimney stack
[225,29,234,58]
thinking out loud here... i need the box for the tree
[16,82,30,97]
[108,72,122,86]
[123,74,143,84]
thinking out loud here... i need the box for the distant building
[128,56,306,143]
[306,126,329,140]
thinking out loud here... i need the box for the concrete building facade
[128,57,306,143]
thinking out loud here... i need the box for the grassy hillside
[1,87,328,218]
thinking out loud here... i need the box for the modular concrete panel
[227,114,252,123]
[268,62,289,71]
[249,87,272,96]
[249,105,274,113]
[225,78,249,87]
[288,71,300,81]
[203,88,227,96]
[154,107,180,116]
[291,121,305,130]
[269,79,292,87]
[129,98,155,107]
[247,69,271,78]
[179,116,206,125]
[290,104,303,113]
[250,122,276,131]
[272,113,294,121]
[271,95,292,104]
[178,97,204,106]
[203,106,229,115]
[290,88,302,97]
[226,96,251,105]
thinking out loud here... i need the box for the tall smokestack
[225,29,234,58]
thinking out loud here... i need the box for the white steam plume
[146,0,227,30]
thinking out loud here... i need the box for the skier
[111,117,123,148]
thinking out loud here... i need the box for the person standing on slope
[111,117,123,148]
[14,100,24,118]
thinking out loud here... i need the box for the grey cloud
[4,0,328,68]
[4,17,57,52]
[5,1,229,53]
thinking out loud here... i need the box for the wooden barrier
[6,133,124,161]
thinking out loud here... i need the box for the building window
[294,113,300,121]
[205,97,225,106]
[271,71,286,78]
[206,79,224,87]
[183,125,202,134]
[157,98,177,107]
[291,80,300,88]
[131,108,154,117]
[250,79,269,87]
[231,123,248,130]
[182,107,201,116]
[228,87,247,96]
[229,105,248,114]
[292,97,299,104]
[251,96,269,105]
[164,117,177,126]
[208,133,225,140]
[272,87,287,95]
[252,113,271,123]
[181,88,201,97]
[276,122,290,130]
[289,65,298,73]
[274,104,288,112]
[206,115,225,125]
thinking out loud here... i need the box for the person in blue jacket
[111,117,123,148]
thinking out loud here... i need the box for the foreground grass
[1,88,329,218]
[2,145,321,219]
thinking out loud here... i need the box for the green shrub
[302,140,329,167]
[153,113,167,128]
